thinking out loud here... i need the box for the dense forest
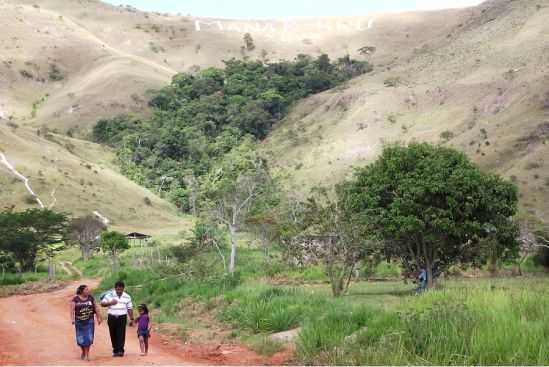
[92,54,371,211]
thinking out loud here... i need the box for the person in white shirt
[101,280,134,357]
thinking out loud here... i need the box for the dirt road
[0,279,273,366]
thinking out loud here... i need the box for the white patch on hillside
[0,152,44,208]
[93,210,110,225]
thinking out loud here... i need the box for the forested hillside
[91,55,370,210]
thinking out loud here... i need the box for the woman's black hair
[76,284,87,295]
[138,304,149,314]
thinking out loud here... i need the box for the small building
[125,232,151,247]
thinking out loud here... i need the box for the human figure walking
[70,284,102,360]
[101,281,134,357]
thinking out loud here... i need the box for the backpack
[99,290,113,301]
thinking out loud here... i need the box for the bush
[149,42,164,53]
[383,76,402,87]
[24,195,38,204]
[532,246,549,268]
[19,69,33,79]
[48,63,64,81]
[439,129,454,141]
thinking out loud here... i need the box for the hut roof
[125,232,151,239]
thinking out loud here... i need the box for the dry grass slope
[267,0,549,217]
[0,123,191,233]
[2,0,469,135]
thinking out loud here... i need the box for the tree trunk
[344,263,354,295]
[112,254,119,271]
[48,258,55,281]
[327,260,335,296]
[213,239,227,275]
[517,254,527,276]
[81,243,91,261]
[422,242,435,290]
[489,257,498,277]
[426,265,434,289]
[333,264,347,297]
[229,223,237,274]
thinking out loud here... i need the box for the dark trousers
[107,314,127,354]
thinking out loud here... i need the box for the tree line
[0,210,129,274]
[2,143,547,292]
[178,142,547,295]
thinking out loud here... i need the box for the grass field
[1,239,546,364]
[56,240,546,365]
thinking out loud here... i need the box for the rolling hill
[0,0,547,229]
[0,122,191,233]
[1,0,470,135]
[267,0,549,217]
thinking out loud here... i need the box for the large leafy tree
[342,143,518,289]
[0,208,68,271]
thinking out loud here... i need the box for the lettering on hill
[194,18,373,42]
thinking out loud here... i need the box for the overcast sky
[102,0,484,19]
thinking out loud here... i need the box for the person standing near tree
[101,280,134,357]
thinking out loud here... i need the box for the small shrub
[19,69,33,79]
[143,197,152,206]
[48,63,63,81]
[64,142,75,152]
[439,130,454,142]
[7,121,18,131]
[149,42,164,53]
[24,195,37,204]
[383,76,401,87]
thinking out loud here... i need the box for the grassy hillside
[1,0,546,228]
[1,0,471,135]
[267,0,549,217]
[0,123,190,233]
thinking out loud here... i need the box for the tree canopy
[0,208,68,271]
[341,143,518,288]
[92,54,371,213]
[100,230,129,269]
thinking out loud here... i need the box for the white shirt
[103,291,133,316]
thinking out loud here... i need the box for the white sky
[416,0,483,10]
[102,0,485,19]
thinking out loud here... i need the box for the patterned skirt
[75,319,95,346]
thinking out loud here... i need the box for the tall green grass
[295,278,549,365]
[54,241,548,365]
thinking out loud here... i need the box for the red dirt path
[0,279,290,366]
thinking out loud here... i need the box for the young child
[136,304,152,356]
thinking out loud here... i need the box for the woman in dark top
[70,284,102,360]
